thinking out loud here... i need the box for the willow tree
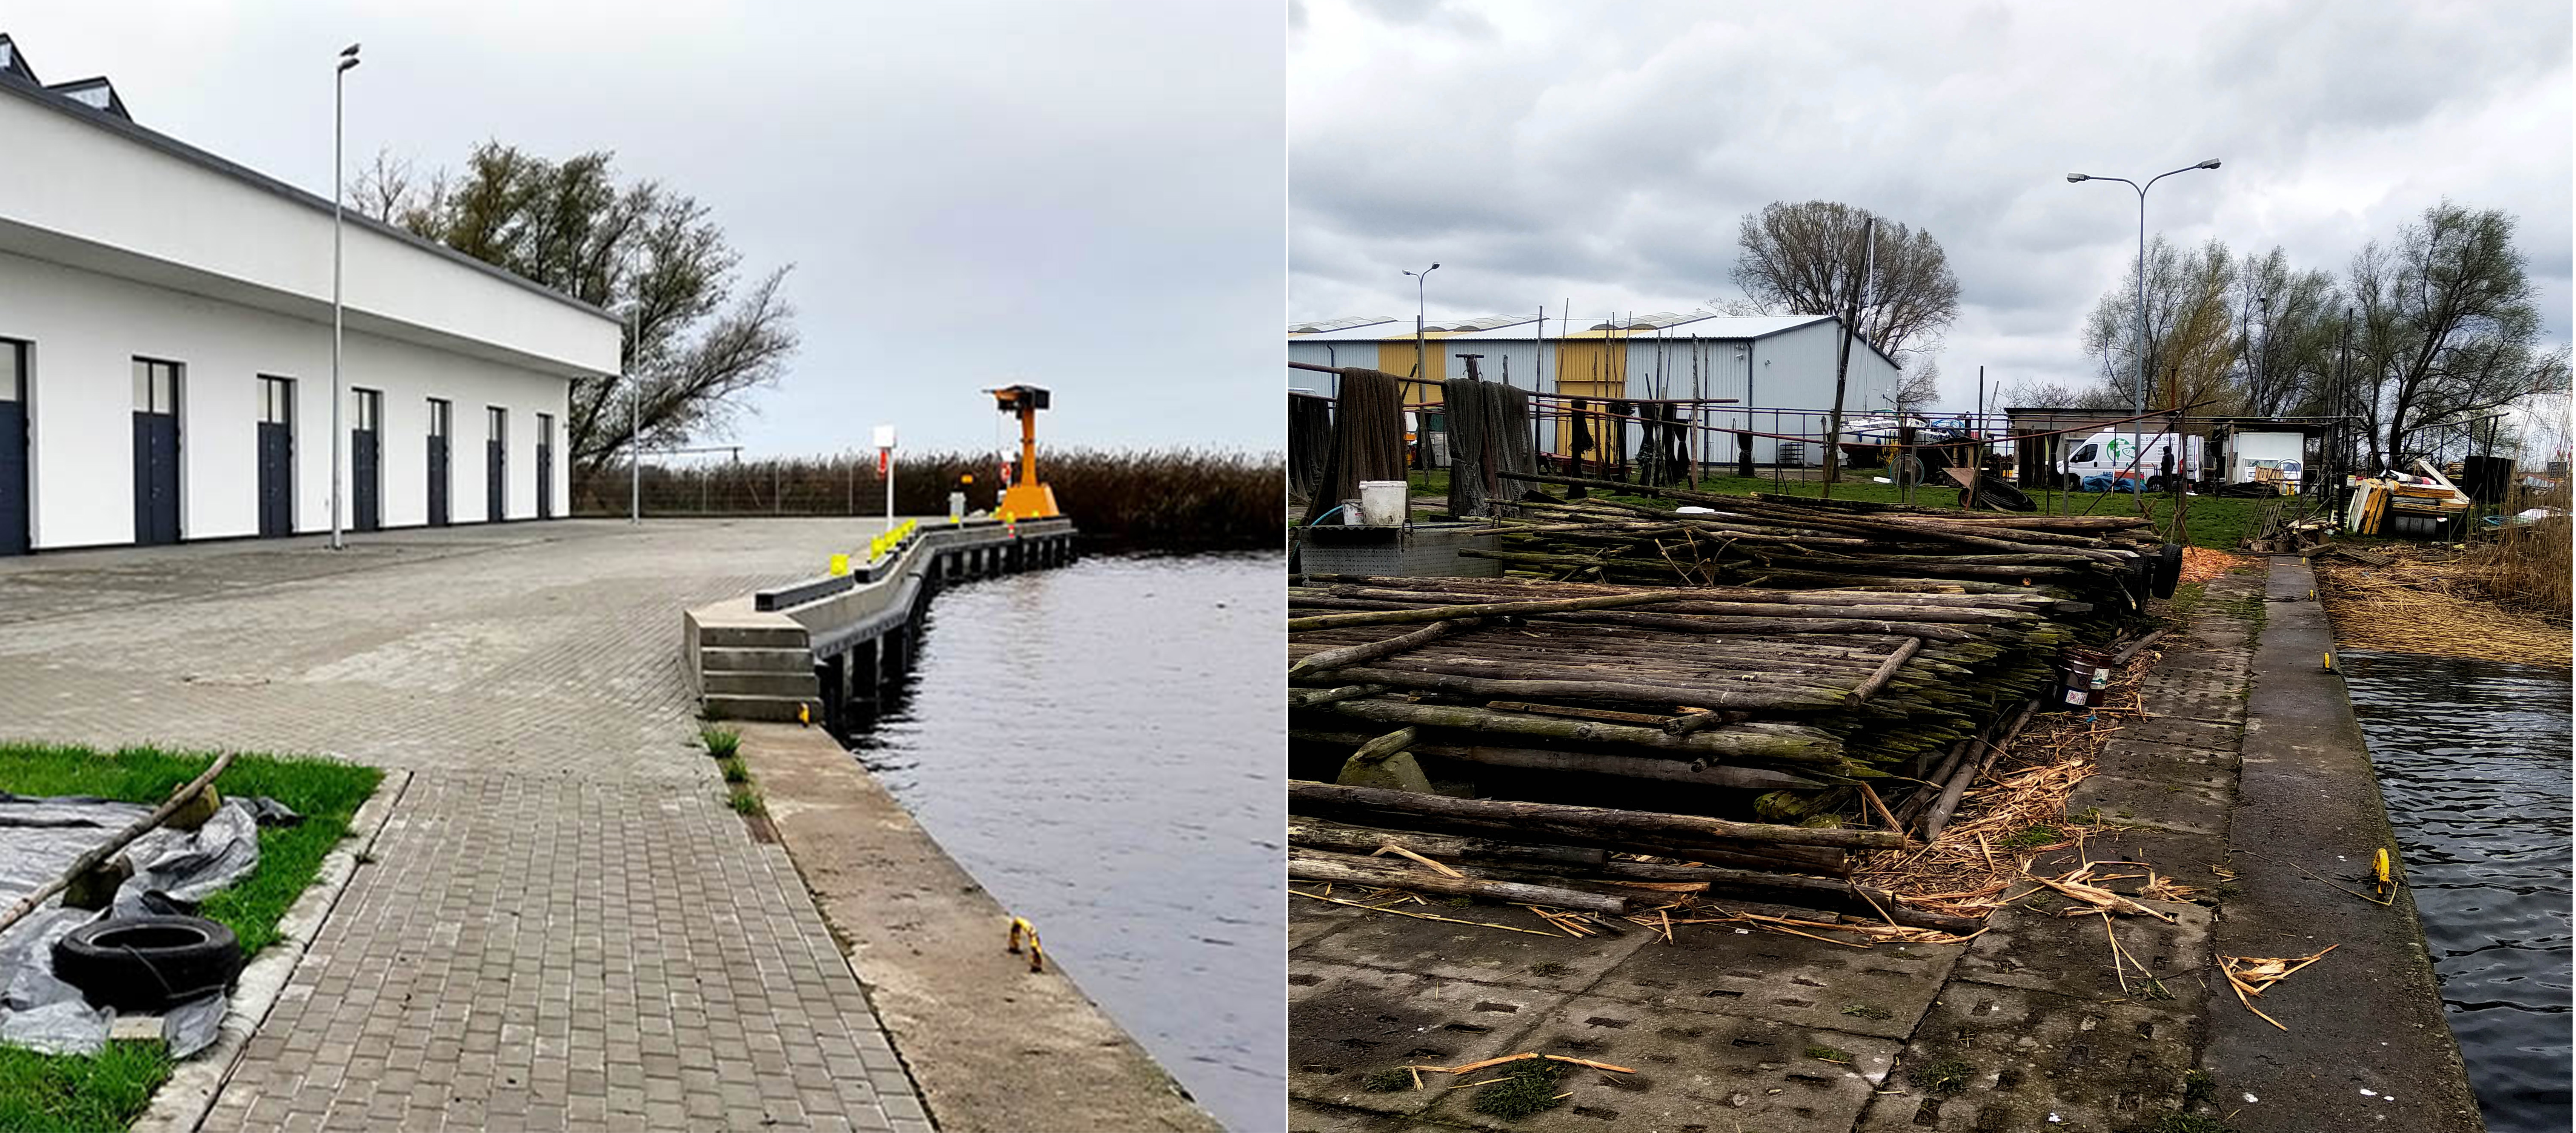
[2347,203,2567,469]
[2080,236,2242,416]
[1724,201,1961,366]
[354,143,798,473]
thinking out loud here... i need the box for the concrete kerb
[133,766,415,1133]
[2201,556,2483,1133]
[731,721,1222,1133]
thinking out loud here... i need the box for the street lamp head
[340,43,361,57]
[337,57,360,72]
[2066,173,2091,183]
[2196,159,2221,169]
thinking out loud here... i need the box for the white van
[2052,428,2203,491]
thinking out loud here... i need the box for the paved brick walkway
[0,521,931,1132]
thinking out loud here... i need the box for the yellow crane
[988,384,1061,520]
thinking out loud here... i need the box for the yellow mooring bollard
[829,553,850,577]
[1006,916,1045,973]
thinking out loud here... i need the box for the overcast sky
[1290,0,2572,411]
[7,2,1282,456]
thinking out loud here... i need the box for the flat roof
[0,55,615,325]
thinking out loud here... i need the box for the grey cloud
[1293,0,2571,404]
[11,1,1283,455]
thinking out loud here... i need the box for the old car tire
[2154,543,2184,599]
[51,915,242,1011]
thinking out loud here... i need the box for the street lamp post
[1403,262,1439,393]
[330,43,360,551]
[2068,160,2219,490]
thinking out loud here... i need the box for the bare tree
[369,141,798,472]
[1724,201,1961,365]
[347,149,418,224]
[1882,358,1943,416]
[2231,247,2342,418]
[2348,202,2565,470]
[2081,236,2242,415]
[1998,377,2086,409]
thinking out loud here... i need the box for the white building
[1288,311,1903,465]
[0,34,619,555]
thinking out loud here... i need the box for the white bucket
[1358,481,1409,527]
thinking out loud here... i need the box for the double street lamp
[330,43,360,550]
[2068,160,2219,487]
[1402,263,1439,396]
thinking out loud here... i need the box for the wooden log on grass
[0,750,238,937]
[1290,849,1629,915]
[1290,780,1905,851]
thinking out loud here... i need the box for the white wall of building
[0,247,572,549]
[0,86,614,376]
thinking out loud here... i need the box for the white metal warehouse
[0,34,619,555]
[1288,311,1903,465]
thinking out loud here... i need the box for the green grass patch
[1840,1004,1893,1021]
[1469,1056,1567,1120]
[717,757,749,785]
[2183,1068,2218,1107]
[0,744,380,1133]
[2000,824,2063,849]
[1360,1068,1415,1092]
[1907,1056,1975,1095]
[0,744,381,955]
[726,786,764,815]
[1804,1044,1853,1064]
[2152,1115,2237,1133]
[0,1040,172,1133]
[699,726,741,760]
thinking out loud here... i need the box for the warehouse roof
[1287,312,1841,342]
[0,33,613,324]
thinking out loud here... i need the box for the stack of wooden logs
[1291,574,2084,781]
[1287,488,2138,925]
[1288,782,1980,933]
[1478,473,2166,613]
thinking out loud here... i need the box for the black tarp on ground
[1301,368,1407,526]
[0,794,295,1057]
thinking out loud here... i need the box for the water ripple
[843,553,1284,1132]
[2340,649,2571,1133]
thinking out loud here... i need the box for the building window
[354,388,381,431]
[1,339,24,403]
[132,358,180,414]
[428,398,450,438]
[487,406,506,444]
[259,375,294,425]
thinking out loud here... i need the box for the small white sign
[872,424,897,450]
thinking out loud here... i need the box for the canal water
[843,552,1283,1132]
[2339,649,2572,1133]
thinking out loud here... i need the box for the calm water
[2340,649,2572,1133]
[844,553,1283,1132]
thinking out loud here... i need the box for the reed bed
[2316,545,2571,667]
[571,448,1282,552]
